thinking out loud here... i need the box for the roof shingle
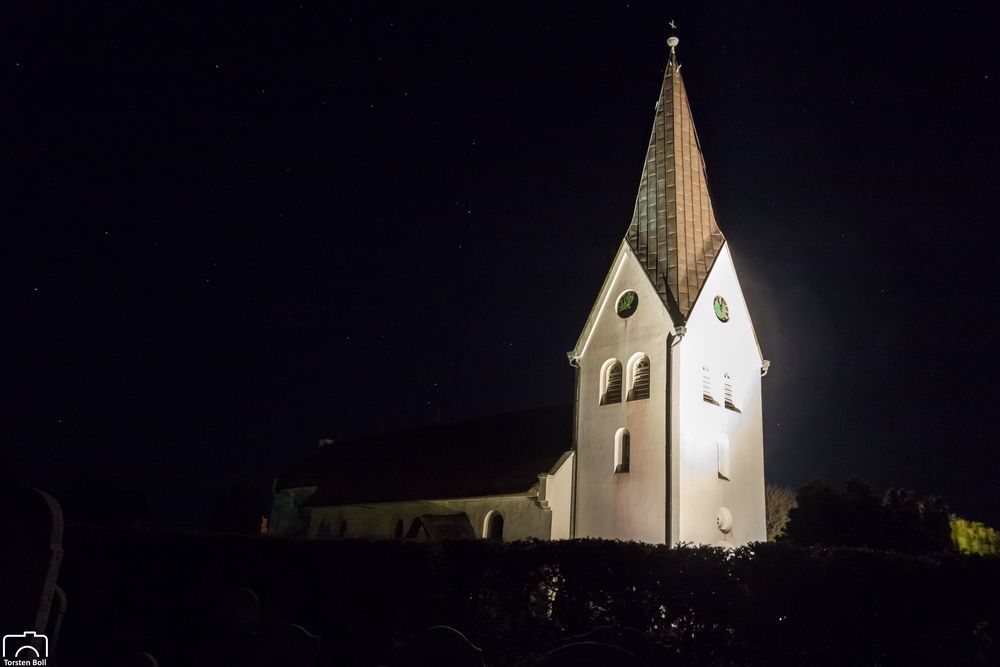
[625,48,725,320]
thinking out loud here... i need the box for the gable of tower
[571,241,678,362]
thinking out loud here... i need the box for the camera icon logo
[2,631,48,660]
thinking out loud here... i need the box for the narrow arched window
[702,366,719,405]
[717,434,731,480]
[485,511,504,542]
[392,518,404,539]
[614,428,630,474]
[628,355,650,401]
[339,518,348,538]
[723,373,741,413]
[601,360,623,405]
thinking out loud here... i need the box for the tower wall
[571,44,767,547]
[674,244,766,546]
[574,244,675,541]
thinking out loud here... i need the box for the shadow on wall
[406,513,477,540]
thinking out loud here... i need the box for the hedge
[57,525,1000,665]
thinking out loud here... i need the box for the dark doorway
[486,512,504,542]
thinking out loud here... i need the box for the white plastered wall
[305,495,547,540]
[538,451,574,539]
[573,243,675,542]
[274,452,574,542]
[674,243,766,546]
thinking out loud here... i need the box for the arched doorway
[484,510,504,542]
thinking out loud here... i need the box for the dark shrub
[57,526,999,666]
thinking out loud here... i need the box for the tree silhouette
[765,484,797,541]
[783,479,952,553]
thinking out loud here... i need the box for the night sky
[8,2,1000,528]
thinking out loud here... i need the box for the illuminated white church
[270,38,768,547]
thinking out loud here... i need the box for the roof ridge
[324,402,573,448]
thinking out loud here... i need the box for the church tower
[569,36,767,546]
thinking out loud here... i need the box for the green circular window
[616,291,639,318]
[713,295,730,322]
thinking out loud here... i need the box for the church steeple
[625,35,725,322]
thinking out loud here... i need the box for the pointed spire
[625,34,725,322]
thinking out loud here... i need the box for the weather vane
[667,20,679,55]
[669,19,677,31]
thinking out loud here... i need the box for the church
[270,37,768,547]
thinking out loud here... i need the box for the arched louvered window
[601,360,623,405]
[628,355,650,401]
[485,511,504,542]
[615,428,630,474]
[702,366,719,405]
[723,373,741,413]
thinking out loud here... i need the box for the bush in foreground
[58,526,999,665]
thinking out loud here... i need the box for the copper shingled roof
[625,47,725,320]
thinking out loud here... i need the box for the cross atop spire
[624,37,725,321]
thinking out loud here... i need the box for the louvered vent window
[702,366,719,405]
[724,373,741,413]
[629,356,650,401]
[615,428,630,474]
[602,360,623,405]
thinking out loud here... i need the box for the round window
[716,507,733,533]
[713,295,730,322]
[616,291,639,318]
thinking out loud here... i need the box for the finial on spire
[667,20,679,57]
